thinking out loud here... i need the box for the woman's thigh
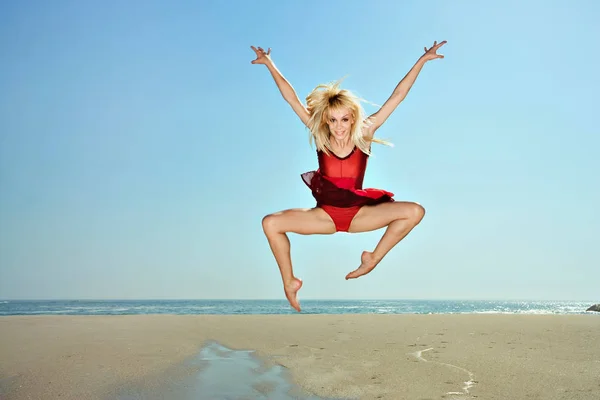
[347,202,425,233]
[262,207,337,235]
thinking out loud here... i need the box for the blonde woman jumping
[251,41,447,311]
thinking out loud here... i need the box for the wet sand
[1,314,599,399]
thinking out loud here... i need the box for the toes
[345,270,359,280]
[286,295,301,312]
[291,299,301,312]
[284,284,302,312]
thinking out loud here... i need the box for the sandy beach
[1,314,599,399]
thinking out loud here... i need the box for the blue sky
[0,0,598,301]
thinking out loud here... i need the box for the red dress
[301,147,394,232]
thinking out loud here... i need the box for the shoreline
[1,298,597,317]
[1,314,599,399]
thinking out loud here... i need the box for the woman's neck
[330,136,352,150]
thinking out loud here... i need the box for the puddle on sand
[116,341,348,400]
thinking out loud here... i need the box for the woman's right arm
[251,46,310,126]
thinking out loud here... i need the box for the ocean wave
[0,300,594,316]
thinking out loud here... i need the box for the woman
[251,41,446,311]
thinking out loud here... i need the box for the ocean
[0,299,596,316]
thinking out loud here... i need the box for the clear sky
[1,0,598,301]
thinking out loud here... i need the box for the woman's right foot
[345,251,378,280]
[284,278,303,312]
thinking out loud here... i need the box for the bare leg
[262,208,336,311]
[345,202,425,279]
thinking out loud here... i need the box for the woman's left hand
[422,40,447,61]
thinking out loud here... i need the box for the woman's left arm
[365,40,447,137]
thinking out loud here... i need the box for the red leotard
[301,147,394,232]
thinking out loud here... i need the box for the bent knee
[410,202,426,223]
[262,214,279,234]
[262,213,289,234]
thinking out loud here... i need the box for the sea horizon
[1,296,598,302]
[1,298,597,316]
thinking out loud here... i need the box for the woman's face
[327,108,355,141]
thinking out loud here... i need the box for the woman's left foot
[284,278,303,312]
[345,251,378,280]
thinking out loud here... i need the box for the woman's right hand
[250,46,272,65]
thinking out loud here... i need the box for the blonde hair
[305,80,390,155]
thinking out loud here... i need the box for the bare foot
[345,251,378,280]
[284,278,303,312]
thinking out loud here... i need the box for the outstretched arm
[366,41,447,137]
[251,46,310,126]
